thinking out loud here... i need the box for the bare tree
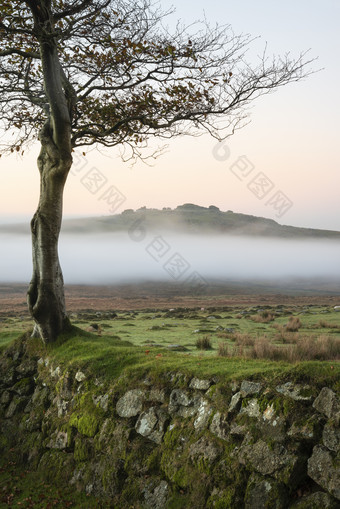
[0,0,314,342]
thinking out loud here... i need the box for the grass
[318,319,340,329]
[27,327,289,384]
[286,316,302,332]
[14,329,339,395]
[1,304,339,387]
[196,335,213,350]
[249,310,275,323]
[0,459,101,508]
[218,334,340,362]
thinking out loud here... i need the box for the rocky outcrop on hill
[0,337,339,508]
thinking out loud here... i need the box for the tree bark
[27,122,72,343]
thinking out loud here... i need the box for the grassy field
[1,303,339,382]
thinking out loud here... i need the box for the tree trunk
[27,123,72,343]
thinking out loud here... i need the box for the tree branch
[0,48,40,59]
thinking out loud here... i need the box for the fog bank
[1,232,340,285]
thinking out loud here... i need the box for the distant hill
[2,203,340,239]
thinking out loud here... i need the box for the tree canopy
[0,0,313,159]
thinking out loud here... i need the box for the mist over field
[1,232,340,285]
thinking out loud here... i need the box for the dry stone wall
[0,338,339,509]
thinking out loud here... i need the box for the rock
[47,431,68,450]
[93,394,109,412]
[244,473,288,509]
[5,395,28,418]
[167,345,189,351]
[168,389,202,418]
[167,372,189,385]
[238,439,305,487]
[323,421,340,453]
[59,373,73,400]
[16,359,37,379]
[143,480,169,509]
[56,397,70,417]
[189,377,212,391]
[263,404,276,422]
[290,491,339,508]
[50,366,61,378]
[13,378,34,397]
[22,413,44,433]
[32,386,50,408]
[135,406,169,444]
[230,381,240,393]
[194,399,212,431]
[276,382,313,402]
[148,388,166,403]
[240,381,262,397]
[96,420,130,457]
[288,415,322,442]
[240,398,261,418]
[210,411,229,441]
[189,436,221,464]
[313,388,340,419]
[116,389,145,418]
[229,392,242,412]
[0,390,12,406]
[75,371,86,383]
[308,445,340,500]
[230,423,247,437]
[168,388,189,407]
[2,367,16,386]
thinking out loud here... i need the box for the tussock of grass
[250,311,275,323]
[318,319,340,329]
[272,324,299,344]
[195,335,213,350]
[293,335,340,361]
[286,316,302,332]
[218,334,340,362]
[232,332,255,347]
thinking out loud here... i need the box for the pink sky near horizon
[1,0,339,231]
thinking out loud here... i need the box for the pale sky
[1,0,339,230]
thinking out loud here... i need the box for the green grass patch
[16,324,338,392]
[0,330,23,352]
[0,459,101,508]
[2,305,339,389]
